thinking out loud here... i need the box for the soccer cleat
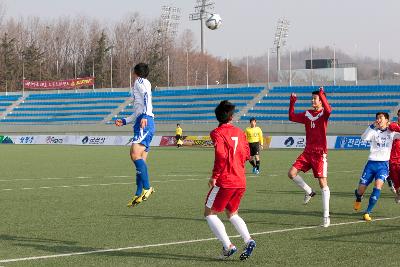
[255,169,260,175]
[353,201,362,211]
[220,244,237,259]
[141,187,155,201]
[303,191,316,204]
[127,194,144,208]
[363,213,372,222]
[322,216,330,228]
[252,167,257,174]
[240,240,256,261]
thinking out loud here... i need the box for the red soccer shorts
[205,187,245,213]
[293,151,328,178]
[389,163,400,190]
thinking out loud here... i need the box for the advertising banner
[269,136,337,149]
[0,135,14,144]
[334,136,370,150]
[23,77,94,90]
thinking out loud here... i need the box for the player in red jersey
[388,109,400,202]
[287,87,332,227]
[204,100,256,260]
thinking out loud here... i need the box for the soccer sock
[321,187,330,218]
[134,159,151,191]
[354,189,363,202]
[206,215,231,249]
[249,160,256,167]
[292,175,312,195]
[135,173,143,196]
[229,214,251,244]
[366,187,381,214]
[256,161,260,171]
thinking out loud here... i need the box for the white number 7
[231,136,238,155]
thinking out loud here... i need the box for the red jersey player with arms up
[204,100,256,260]
[288,87,332,227]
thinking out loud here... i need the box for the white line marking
[0,169,358,183]
[0,178,207,192]
[1,215,399,264]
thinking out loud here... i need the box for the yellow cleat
[363,213,372,222]
[127,194,144,208]
[353,201,362,211]
[142,187,155,201]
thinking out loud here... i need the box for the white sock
[292,175,312,194]
[229,214,251,244]
[206,215,231,249]
[321,186,330,218]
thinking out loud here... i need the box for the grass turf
[0,145,399,266]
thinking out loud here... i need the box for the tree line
[0,4,399,92]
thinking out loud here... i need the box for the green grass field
[1,145,400,266]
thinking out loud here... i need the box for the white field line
[1,215,399,264]
[0,174,203,182]
[0,169,358,183]
[0,178,207,192]
[0,170,360,192]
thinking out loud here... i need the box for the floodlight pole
[273,18,289,82]
[190,0,215,55]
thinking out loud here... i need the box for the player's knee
[288,170,296,179]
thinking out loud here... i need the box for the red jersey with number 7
[210,123,250,188]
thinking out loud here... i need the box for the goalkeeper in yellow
[245,117,264,174]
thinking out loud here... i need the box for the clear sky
[3,0,400,61]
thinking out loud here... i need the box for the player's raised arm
[361,123,377,141]
[288,93,305,123]
[211,131,228,181]
[318,87,332,115]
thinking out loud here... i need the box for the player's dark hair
[376,112,389,120]
[133,63,149,78]
[397,109,400,114]
[312,90,326,97]
[177,123,180,126]
[215,100,235,124]
[249,117,256,123]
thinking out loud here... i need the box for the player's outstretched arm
[288,93,305,123]
[319,87,332,114]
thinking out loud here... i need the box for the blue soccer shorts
[132,114,155,152]
[359,160,389,186]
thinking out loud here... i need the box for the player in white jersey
[354,112,400,221]
[115,63,155,207]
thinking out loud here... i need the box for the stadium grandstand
[1,83,399,136]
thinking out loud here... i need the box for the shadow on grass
[106,214,205,222]
[0,234,98,254]
[0,234,221,263]
[103,250,222,263]
[240,208,360,220]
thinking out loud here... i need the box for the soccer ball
[205,14,222,30]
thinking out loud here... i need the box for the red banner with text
[23,77,94,90]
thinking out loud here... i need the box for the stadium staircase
[1,85,399,125]
[114,86,265,123]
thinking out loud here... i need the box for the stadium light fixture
[189,0,215,54]
[161,5,181,37]
[272,18,290,82]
